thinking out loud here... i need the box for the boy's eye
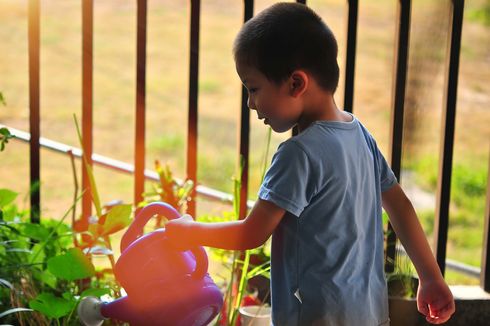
[248,88,258,94]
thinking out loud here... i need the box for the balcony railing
[5,0,489,292]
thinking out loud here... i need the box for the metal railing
[16,0,490,291]
[2,124,482,280]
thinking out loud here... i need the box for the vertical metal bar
[434,0,465,276]
[343,0,358,113]
[82,0,94,220]
[481,148,490,292]
[134,0,147,208]
[28,0,40,223]
[239,0,254,220]
[385,0,411,274]
[187,0,200,217]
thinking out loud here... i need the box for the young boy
[166,3,455,325]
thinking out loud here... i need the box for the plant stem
[226,252,238,325]
[231,250,251,326]
[260,127,272,183]
[68,150,79,248]
[103,235,121,297]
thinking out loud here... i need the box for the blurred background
[0,0,489,285]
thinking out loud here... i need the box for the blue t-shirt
[259,115,397,326]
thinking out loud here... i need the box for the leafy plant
[0,128,13,152]
[0,116,134,325]
[72,115,132,273]
[0,92,14,152]
[139,160,194,227]
[387,252,418,299]
[198,128,273,325]
[0,189,101,325]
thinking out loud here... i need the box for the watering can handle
[120,202,208,280]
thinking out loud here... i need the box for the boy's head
[233,2,339,93]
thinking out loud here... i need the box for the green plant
[198,168,270,326]
[0,128,13,152]
[198,128,273,325]
[0,92,14,152]
[387,252,418,299]
[0,189,107,325]
[0,116,135,325]
[139,159,194,227]
[72,116,132,273]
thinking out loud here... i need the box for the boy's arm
[165,198,285,251]
[382,183,455,324]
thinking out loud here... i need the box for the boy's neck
[296,86,351,133]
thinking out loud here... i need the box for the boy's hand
[417,279,455,324]
[164,214,195,251]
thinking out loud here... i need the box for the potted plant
[387,251,426,326]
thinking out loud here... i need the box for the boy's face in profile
[235,61,302,133]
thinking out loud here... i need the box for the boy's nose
[247,97,256,110]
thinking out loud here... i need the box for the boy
[166,3,455,325]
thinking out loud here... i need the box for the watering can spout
[78,296,148,326]
[77,296,105,326]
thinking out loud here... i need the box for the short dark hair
[233,2,339,93]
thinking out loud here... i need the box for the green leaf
[22,223,50,241]
[47,248,95,281]
[35,269,58,289]
[0,127,14,152]
[0,92,6,106]
[0,189,18,208]
[29,243,45,269]
[81,287,111,298]
[62,291,75,301]
[29,292,75,319]
[101,204,132,236]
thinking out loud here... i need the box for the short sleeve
[374,146,397,192]
[358,122,398,192]
[258,141,317,217]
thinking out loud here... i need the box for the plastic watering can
[78,202,223,326]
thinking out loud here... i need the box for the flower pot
[238,305,271,326]
[388,296,427,326]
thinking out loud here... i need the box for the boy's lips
[257,114,269,125]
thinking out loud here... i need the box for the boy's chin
[271,123,295,133]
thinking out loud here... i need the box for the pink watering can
[78,202,223,326]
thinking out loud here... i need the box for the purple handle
[120,202,208,279]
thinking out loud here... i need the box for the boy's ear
[289,70,308,97]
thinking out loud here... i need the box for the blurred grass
[1,0,489,285]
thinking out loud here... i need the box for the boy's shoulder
[288,117,362,148]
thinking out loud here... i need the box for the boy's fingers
[180,213,194,221]
[417,302,429,316]
[425,314,451,325]
[431,300,456,317]
[425,301,455,324]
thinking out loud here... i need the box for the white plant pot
[239,305,271,326]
